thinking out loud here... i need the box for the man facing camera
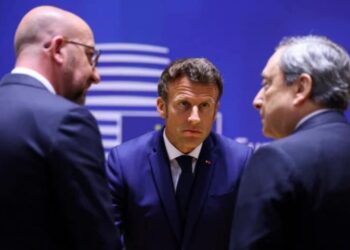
[230,35,350,250]
[106,58,252,250]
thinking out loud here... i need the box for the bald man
[0,6,121,250]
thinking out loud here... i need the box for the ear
[157,97,167,119]
[292,73,312,106]
[47,36,65,65]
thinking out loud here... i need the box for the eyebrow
[175,95,216,102]
[261,71,274,80]
[261,74,273,86]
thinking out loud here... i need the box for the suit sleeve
[105,147,126,246]
[229,145,299,250]
[50,107,121,250]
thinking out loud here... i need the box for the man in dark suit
[0,6,120,250]
[106,58,252,250]
[230,35,350,250]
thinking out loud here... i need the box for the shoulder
[208,132,253,158]
[40,96,98,136]
[34,96,101,153]
[106,130,161,179]
[246,138,302,184]
[109,130,160,156]
[239,141,299,201]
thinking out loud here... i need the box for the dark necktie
[175,155,194,223]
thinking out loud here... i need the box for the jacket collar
[148,129,218,246]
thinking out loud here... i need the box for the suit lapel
[183,135,217,243]
[149,131,182,244]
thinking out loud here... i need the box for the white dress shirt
[163,130,202,190]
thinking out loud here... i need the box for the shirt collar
[163,129,202,161]
[295,109,331,130]
[11,67,56,94]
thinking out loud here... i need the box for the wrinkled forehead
[169,79,219,101]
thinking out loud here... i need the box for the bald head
[13,6,100,104]
[14,6,92,57]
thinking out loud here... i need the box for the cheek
[207,110,217,121]
[264,95,290,126]
[264,91,279,109]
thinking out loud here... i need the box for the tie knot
[176,155,193,173]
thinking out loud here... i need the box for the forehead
[168,76,219,100]
[262,48,284,79]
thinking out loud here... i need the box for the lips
[183,129,202,135]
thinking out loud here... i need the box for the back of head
[277,35,350,111]
[12,6,99,104]
[158,58,223,102]
[14,6,91,61]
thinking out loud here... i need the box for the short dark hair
[277,35,350,111]
[158,58,223,102]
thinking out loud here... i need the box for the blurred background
[1,0,349,154]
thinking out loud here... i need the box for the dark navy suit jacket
[106,129,252,250]
[230,111,350,250]
[0,74,120,250]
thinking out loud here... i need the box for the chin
[185,138,203,147]
[75,94,86,105]
[262,128,272,138]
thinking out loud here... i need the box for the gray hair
[158,58,223,102]
[277,35,350,111]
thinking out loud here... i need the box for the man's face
[253,48,296,139]
[62,32,100,104]
[157,76,219,153]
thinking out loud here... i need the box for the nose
[188,106,200,124]
[253,89,263,110]
[91,67,101,84]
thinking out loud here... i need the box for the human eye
[199,102,211,110]
[261,80,271,91]
[85,51,94,65]
[176,100,190,111]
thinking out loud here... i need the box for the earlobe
[157,97,167,119]
[293,73,312,106]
